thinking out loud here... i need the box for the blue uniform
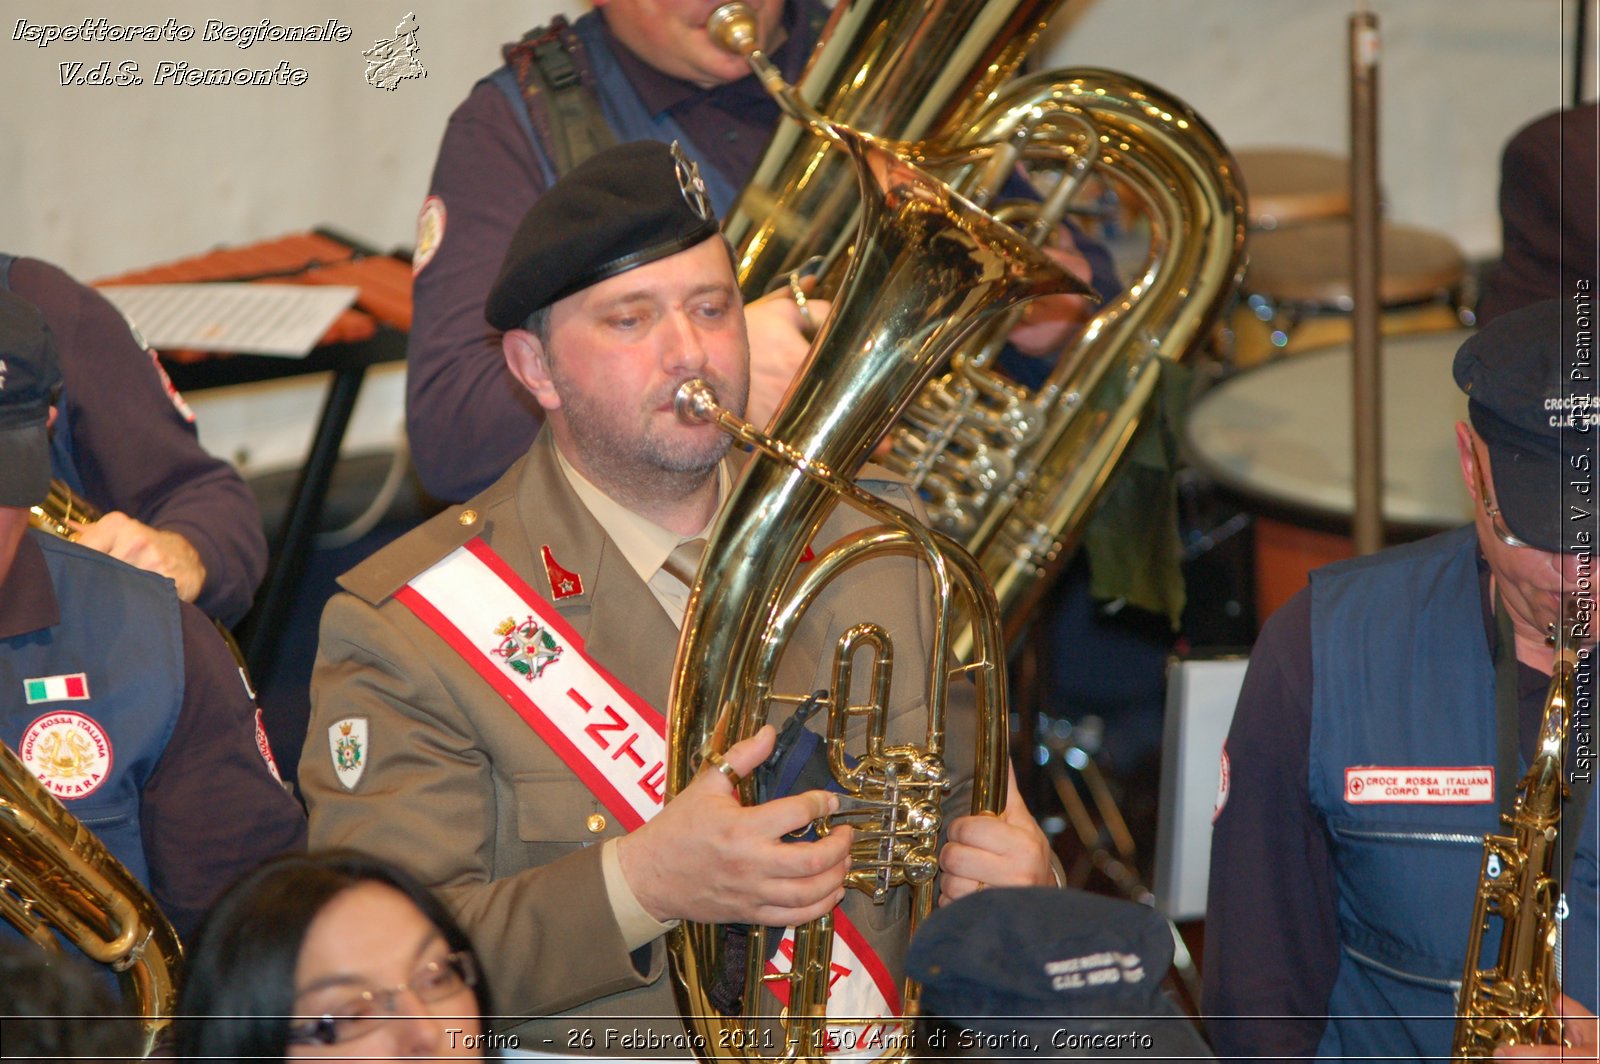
[2,531,305,940]
[1205,527,1598,1062]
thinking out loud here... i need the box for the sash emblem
[493,615,563,681]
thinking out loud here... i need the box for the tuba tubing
[923,69,1248,652]
[1,741,183,1056]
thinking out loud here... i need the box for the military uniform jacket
[303,432,979,1046]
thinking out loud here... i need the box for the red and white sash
[397,538,902,1050]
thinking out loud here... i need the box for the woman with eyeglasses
[175,850,491,1060]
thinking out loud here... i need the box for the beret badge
[671,141,714,223]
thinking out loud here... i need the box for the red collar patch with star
[541,545,584,599]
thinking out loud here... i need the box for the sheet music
[96,283,359,358]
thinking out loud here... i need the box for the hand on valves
[616,724,852,927]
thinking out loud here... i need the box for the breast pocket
[1327,814,1486,984]
[511,771,621,846]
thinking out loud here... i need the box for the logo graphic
[670,141,714,222]
[363,13,425,91]
[493,616,563,681]
[329,717,368,790]
[20,712,113,800]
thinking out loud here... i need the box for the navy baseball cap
[486,140,722,330]
[0,289,61,508]
[907,888,1213,1060]
[1453,298,1598,553]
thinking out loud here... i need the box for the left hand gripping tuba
[666,8,1091,1061]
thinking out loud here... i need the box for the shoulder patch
[413,195,446,276]
[1212,745,1230,822]
[329,717,368,790]
[255,708,284,783]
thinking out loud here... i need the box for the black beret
[0,289,62,508]
[1453,297,1598,552]
[486,140,722,330]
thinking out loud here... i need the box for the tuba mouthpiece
[674,379,720,424]
[706,3,760,59]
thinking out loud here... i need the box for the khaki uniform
[303,432,979,1047]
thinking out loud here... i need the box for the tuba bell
[717,0,1246,650]
[666,6,1089,1062]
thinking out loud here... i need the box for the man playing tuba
[303,141,1058,1050]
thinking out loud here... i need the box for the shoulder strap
[498,16,617,180]
[0,251,14,289]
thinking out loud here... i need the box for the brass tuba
[1452,609,1580,1058]
[667,9,1089,1060]
[1,742,183,1055]
[717,0,1246,649]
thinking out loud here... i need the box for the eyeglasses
[1470,437,1534,550]
[286,950,479,1047]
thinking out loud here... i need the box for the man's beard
[553,370,746,500]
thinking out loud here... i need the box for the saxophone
[666,8,1088,1060]
[9,480,186,1055]
[715,0,1247,647]
[1452,607,1580,1058]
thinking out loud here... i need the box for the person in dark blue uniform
[0,290,305,943]
[1203,299,1599,1062]
[2,252,268,627]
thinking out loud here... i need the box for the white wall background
[1,0,1592,471]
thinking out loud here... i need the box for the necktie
[661,538,708,591]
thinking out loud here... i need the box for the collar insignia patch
[541,545,584,600]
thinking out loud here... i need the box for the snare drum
[1184,329,1475,621]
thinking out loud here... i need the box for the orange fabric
[92,232,413,360]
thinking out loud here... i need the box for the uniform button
[586,813,607,834]
[459,509,479,526]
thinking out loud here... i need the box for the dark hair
[0,938,141,1062]
[173,849,489,1061]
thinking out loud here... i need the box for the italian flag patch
[24,673,90,704]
